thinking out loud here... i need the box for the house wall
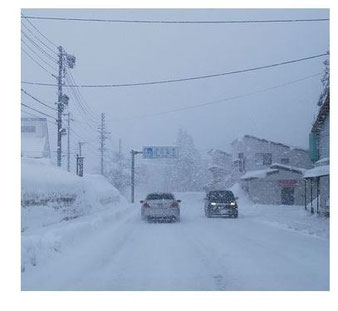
[319,114,329,160]
[232,136,312,174]
[21,118,51,158]
[207,150,233,190]
[304,178,319,211]
[320,175,329,214]
[240,169,305,205]
[305,108,330,215]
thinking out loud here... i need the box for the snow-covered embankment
[21,158,128,272]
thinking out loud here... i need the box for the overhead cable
[21,15,329,24]
[21,52,329,88]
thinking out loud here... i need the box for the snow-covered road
[22,192,329,290]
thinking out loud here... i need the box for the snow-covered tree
[169,129,206,192]
[104,140,131,194]
[318,54,330,106]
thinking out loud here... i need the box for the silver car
[140,192,181,222]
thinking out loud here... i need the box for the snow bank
[21,157,129,272]
[21,206,133,274]
[230,183,329,239]
[21,158,128,230]
[229,182,252,207]
[246,204,329,239]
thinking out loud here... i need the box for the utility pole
[56,46,75,167]
[75,142,85,177]
[98,113,109,175]
[76,154,84,177]
[64,112,71,172]
[56,46,64,167]
[78,141,85,156]
[130,149,143,203]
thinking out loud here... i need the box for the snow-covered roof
[208,164,225,170]
[207,149,231,157]
[269,163,306,174]
[241,163,306,180]
[240,168,279,180]
[304,165,329,178]
[231,135,308,153]
[315,157,329,166]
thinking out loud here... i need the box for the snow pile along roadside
[21,157,128,230]
[21,157,129,272]
[230,183,329,239]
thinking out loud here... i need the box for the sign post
[130,149,143,203]
[130,146,179,203]
[76,154,84,177]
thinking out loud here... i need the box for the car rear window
[208,191,235,202]
[146,193,174,200]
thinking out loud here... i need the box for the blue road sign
[142,146,179,159]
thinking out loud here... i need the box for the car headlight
[210,202,216,206]
[230,202,236,206]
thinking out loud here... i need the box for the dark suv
[204,190,238,218]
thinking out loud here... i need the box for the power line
[64,76,99,133]
[66,71,98,122]
[21,47,56,77]
[21,12,58,48]
[21,88,57,111]
[21,39,57,71]
[22,108,99,156]
[21,15,329,24]
[21,102,56,120]
[68,70,97,118]
[21,30,58,62]
[21,52,328,88]
[70,128,100,155]
[107,72,322,122]
[21,108,56,124]
[21,20,58,56]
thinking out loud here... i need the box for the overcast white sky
[21,9,329,172]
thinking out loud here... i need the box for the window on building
[233,159,245,173]
[21,125,36,133]
[263,153,272,165]
[238,152,244,159]
[255,153,272,165]
[281,158,290,164]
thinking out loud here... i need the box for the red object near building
[278,180,300,187]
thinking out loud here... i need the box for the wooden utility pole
[56,46,64,167]
[98,113,109,175]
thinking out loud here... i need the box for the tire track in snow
[179,226,231,290]
[61,207,140,290]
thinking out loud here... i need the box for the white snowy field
[21,187,329,291]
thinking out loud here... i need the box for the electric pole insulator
[61,94,69,106]
[66,54,76,68]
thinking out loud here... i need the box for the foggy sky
[21,9,329,173]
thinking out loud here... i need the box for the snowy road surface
[22,192,329,290]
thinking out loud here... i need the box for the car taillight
[171,201,179,208]
[142,202,150,208]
